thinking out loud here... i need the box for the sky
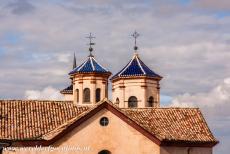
[0,0,230,153]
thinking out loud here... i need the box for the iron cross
[132,31,140,50]
[86,32,95,55]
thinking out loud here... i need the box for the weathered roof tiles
[123,108,216,143]
[0,100,90,140]
[0,100,218,146]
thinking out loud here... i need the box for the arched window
[76,89,79,102]
[96,88,101,102]
[128,96,138,108]
[98,150,111,154]
[148,96,154,107]
[115,98,119,105]
[83,88,90,103]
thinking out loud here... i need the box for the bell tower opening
[83,88,90,103]
[115,97,120,106]
[96,88,101,102]
[128,96,138,108]
[148,96,154,107]
[76,89,79,102]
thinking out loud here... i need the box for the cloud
[6,0,35,15]
[0,0,230,99]
[170,78,230,153]
[193,0,230,11]
[171,77,230,107]
[56,53,71,63]
[25,86,64,100]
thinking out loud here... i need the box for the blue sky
[0,0,230,153]
[3,32,22,44]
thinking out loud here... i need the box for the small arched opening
[148,96,154,107]
[96,88,101,102]
[128,96,138,108]
[83,88,90,103]
[76,89,79,102]
[115,97,120,106]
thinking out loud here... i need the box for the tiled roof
[0,100,90,141]
[60,85,73,94]
[0,100,217,145]
[69,55,110,75]
[111,53,162,80]
[122,108,216,143]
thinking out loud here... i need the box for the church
[0,32,218,154]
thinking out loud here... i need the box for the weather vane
[86,32,95,56]
[132,31,140,51]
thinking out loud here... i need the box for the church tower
[111,31,162,108]
[69,33,111,105]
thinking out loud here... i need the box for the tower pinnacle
[131,31,140,51]
[86,32,95,56]
[73,52,77,69]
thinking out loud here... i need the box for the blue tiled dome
[69,55,110,75]
[111,53,162,80]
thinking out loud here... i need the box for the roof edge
[160,140,219,148]
[110,75,162,82]
[1,99,218,148]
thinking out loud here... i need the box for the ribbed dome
[111,53,161,80]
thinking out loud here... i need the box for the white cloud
[170,77,230,108]
[25,86,64,100]
[56,53,71,63]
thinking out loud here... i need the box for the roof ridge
[91,56,110,72]
[89,56,95,71]
[197,109,219,142]
[42,99,108,140]
[122,107,200,109]
[135,54,146,75]
[118,54,135,76]
[77,58,88,72]
[42,104,98,140]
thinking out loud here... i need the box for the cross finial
[132,31,140,51]
[86,32,95,56]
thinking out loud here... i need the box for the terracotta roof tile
[0,100,217,144]
[122,108,217,143]
[0,100,90,141]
